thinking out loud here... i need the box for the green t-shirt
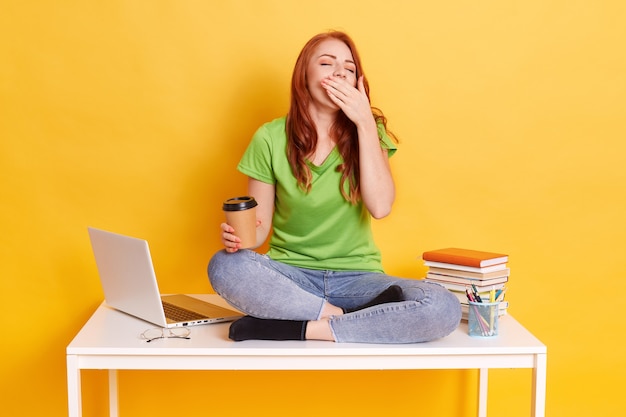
[237,116,397,272]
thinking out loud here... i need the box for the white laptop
[88,227,243,328]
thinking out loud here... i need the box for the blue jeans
[208,250,461,344]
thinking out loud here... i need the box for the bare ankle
[305,318,335,341]
[320,302,344,318]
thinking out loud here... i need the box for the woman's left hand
[322,75,373,127]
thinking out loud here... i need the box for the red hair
[286,30,395,204]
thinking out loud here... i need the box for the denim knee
[207,249,241,295]
[431,283,462,338]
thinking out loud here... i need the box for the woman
[208,30,460,343]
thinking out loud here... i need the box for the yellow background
[2,1,625,416]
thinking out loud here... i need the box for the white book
[424,260,508,274]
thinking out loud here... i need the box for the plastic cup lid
[223,196,258,211]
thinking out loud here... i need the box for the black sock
[229,316,308,341]
[343,285,404,314]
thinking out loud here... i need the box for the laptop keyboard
[162,301,206,322]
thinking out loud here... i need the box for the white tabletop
[67,295,545,360]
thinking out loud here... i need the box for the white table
[66,295,546,417]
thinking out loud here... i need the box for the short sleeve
[237,124,277,184]
[378,124,398,157]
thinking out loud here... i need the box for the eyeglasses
[140,327,191,343]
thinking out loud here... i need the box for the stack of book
[422,247,509,320]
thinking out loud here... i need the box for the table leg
[66,355,82,417]
[531,353,547,417]
[109,370,119,417]
[478,368,488,417]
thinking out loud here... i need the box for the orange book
[422,248,508,268]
